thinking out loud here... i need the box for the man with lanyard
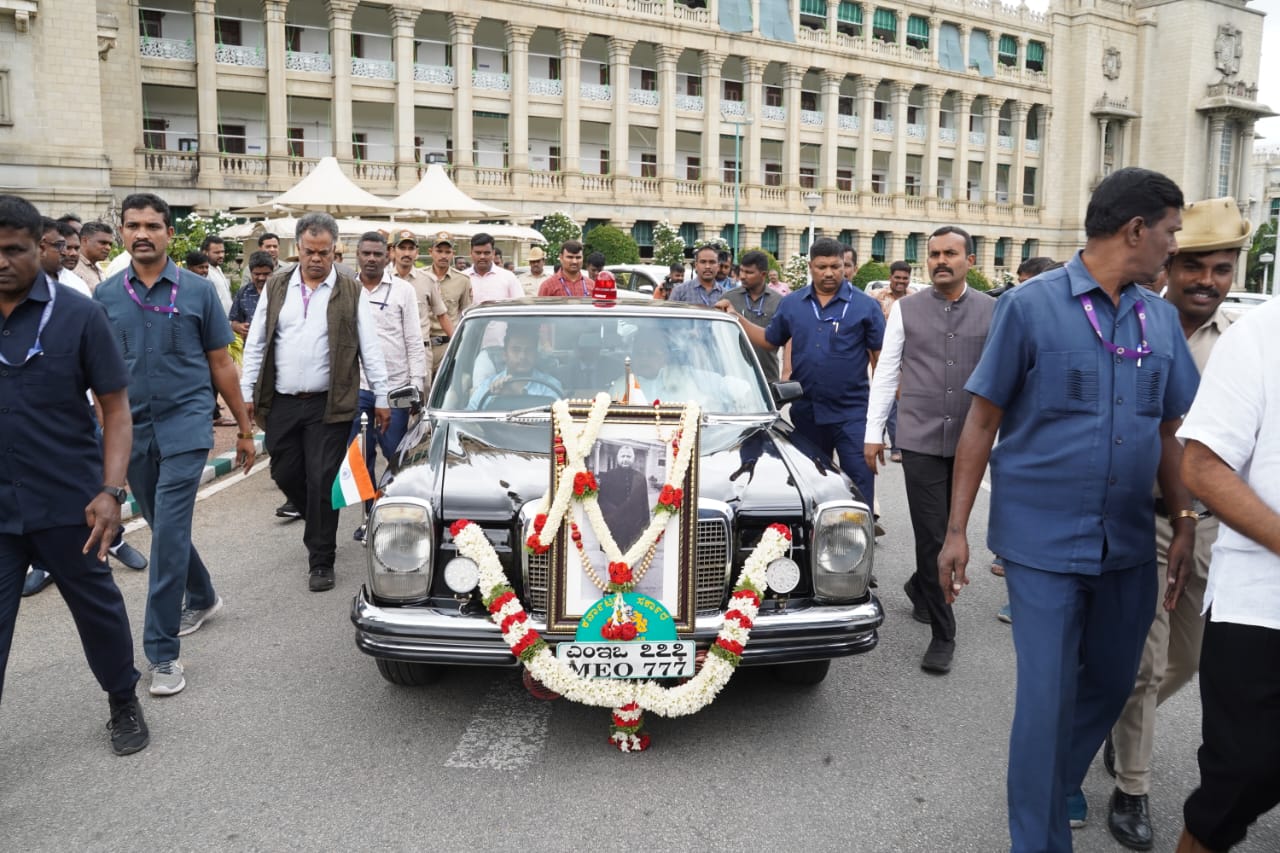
[467,233,523,305]
[1101,198,1248,851]
[516,246,546,296]
[718,236,884,509]
[537,239,593,298]
[385,230,449,384]
[672,244,731,306]
[937,168,1199,852]
[352,232,426,542]
[864,230,995,675]
[0,194,150,755]
[420,232,469,378]
[721,250,782,385]
[95,193,256,698]
[241,213,390,593]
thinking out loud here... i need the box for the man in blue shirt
[938,168,1200,852]
[720,236,884,506]
[96,193,256,698]
[0,194,148,754]
[671,244,731,306]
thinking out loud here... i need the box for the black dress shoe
[1104,731,1117,778]
[1108,788,1154,851]
[22,567,53,597]
[276,502,303,520]
[904,579,932,624]
[309,569,335,592]
[921,638,955,674]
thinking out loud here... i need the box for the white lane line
[123,463,269,534]
[445,677,552,771]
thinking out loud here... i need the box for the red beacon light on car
[592,270,618,305]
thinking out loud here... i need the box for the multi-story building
[1248,145,1280,229]
[0,0,1272,276]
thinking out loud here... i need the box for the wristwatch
[101,485,128,504]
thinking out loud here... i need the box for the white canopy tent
[231,156,402,217]
[387,163,509,219]
[221,218,546,263]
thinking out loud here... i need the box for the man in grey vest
[864,226,995,674]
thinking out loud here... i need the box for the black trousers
[0,527,140,704]
[900,449,956,642]
[265,394,351,572]
[1184,617,1280,850]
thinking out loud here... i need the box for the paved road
[3,462,1277,851]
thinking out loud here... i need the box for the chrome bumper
[351,587,884,668]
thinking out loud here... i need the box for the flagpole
[359,411,370,528]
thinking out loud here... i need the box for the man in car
[558,331,624,397]
[467,324,562,409]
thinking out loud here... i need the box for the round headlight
[372,516,432,572]
[766,558,801,594]
[444,557,479,593]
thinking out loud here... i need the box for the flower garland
[450,518,793,751]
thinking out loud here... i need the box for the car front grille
[522,510,732,617]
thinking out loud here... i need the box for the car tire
[375,658,444,687]
[773,659,831,686]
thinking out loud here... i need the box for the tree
[782,253,810,289]
[966,267,992,291]
[852,261,890,291]
[1245,220,1276,293]
[168,211,242,282]
[583,224,640,264]
[536,210,580,261]
[653,221,685,266]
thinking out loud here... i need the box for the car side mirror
[388,384,422,413]
[771,380,804,406]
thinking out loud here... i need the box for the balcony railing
[289,157,319,177]
[473,71,511,91]
[219,153,269,177]
[720,100,746,118]
[907,123,926,140]
[286,51,332,73]
[140,148,198,176]
[969,131,986,145]
[761,105,786,122]
[672,2,709,23]
[630,177,661,196]
[837,114,860,131]
[352,58,395,80]
[473,166,511,187]
[675,94,704,112]
[529,77,564,96]
[630,88,659,107]
[415,64,454,85]
[674,179,701,196]
[1025,139,1041,153]
[939,127,958,143]
[760,186,786,202]
[215,44,266,67]
[139,36,195,61]
[580,83,612,102]
[529,171,564,190]
[800,109,824,127]
[873,118,893,135]
[997,135,1013,150]
[352,160,397,182]
[581,174,614,192]
[626,0,664,14]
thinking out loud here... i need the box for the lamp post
[804,191,821,256]
[727,116,754,262]
[1261,252,1275,296]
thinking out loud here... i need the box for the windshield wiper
[501,404,554,421]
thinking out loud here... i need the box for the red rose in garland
[619,622,638,641]
[572,470,599,498]
[608,561,633,585]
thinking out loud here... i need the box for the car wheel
[375,658,444,687]
[773,659,831,685]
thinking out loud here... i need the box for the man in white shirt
[241,213,390,592]
[1176,295,1280,853]
[467,232,523,304]
[352,231,426,540]
[201,235,233,316]
[386,229,450,383]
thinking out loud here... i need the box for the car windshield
[432,313,773,414]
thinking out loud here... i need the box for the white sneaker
[149,660,186,696]
[178,596,224,637]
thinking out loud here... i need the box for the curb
[120,433,267,522]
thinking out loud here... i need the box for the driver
[467,324,562,409]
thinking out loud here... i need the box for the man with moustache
[721,250,782,385]
[59,224,88,288]
[0,195,149,754]
[1103,198,1249,851]
[864,230,995,674]
[537,239,593,297]
[719,237,884,508]
[243,232,280,290]
[516,246,546,296]
[200,235,233,316]
[672,244,731,306]
[420,232,469,378]
[385,230,449,383]
[76,221,115,290]
[841,244,859,287]
[240,213,390,592]
[95,193,256,697]
[938,168,1200,851]
[467,233,523,304]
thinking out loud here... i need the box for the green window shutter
[872,8,896,34]
[839,228,854,246]
[761,226,780,257]
[904,234,919,264]
[1027,40,1045,63]
[721,224,736,244]
[800,0,827,16]
[838,1,862,24]
[632,221,654,246]
[679,222,699,245]
[871,231,886,259]
[999,35,1017,56]
[907,15,928,38]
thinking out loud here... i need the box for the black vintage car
[350,299,883,686]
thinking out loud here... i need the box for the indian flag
[331,437,377,509]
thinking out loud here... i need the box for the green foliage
[583,224,640,264]
[167,211,241,267]
[739,246,781,274]
[966,267,992,291]
[536,211,581,261]
[653,221,686,266]
[782,254,810,289]
[1245,220,1276,293]
[852,261,890,291]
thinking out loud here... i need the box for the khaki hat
[528,246,546,261]
[431,231,454,248]
[392,229,418,246]
[1178,197,1250,253]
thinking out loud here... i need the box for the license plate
[554,641,695,679]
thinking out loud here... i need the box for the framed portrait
[546,403,698,634]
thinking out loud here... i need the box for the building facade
[0,0,1271,277]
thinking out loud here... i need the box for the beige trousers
[1111,513,1216,795]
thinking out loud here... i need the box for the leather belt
[429,336,450,346]
[281,391,325,400]
[1153,497,1212,520]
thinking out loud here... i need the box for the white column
[952,92,972,204]
[783,63,803,190]
[328,0,356,162]
[1011,101,1029,207]
[856,76,876,193]
[1206,115,1225,199]
[264,0,289,181]
[505,23,533,184]
[560,30,584,189]
[983,98,1001,206]
[923,86,943,201]
[610,37,635,178]
[194,0,219,180]
[891,80,910,196]
[744,58,765,193]
[821,70,841,197]
[392,7,420,186]
[657,44,680,183]
[450,13,478,179]
[700,50,723,195]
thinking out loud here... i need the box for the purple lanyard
[299,280,316,319]
[124,270,179,315]
[1079,294,1151,364]
[560,275,587,297]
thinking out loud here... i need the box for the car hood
[383,417,856,522]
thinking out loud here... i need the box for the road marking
[445,678,551,771]
[123,463,269,534]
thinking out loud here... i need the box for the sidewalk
[119,425,267,521]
